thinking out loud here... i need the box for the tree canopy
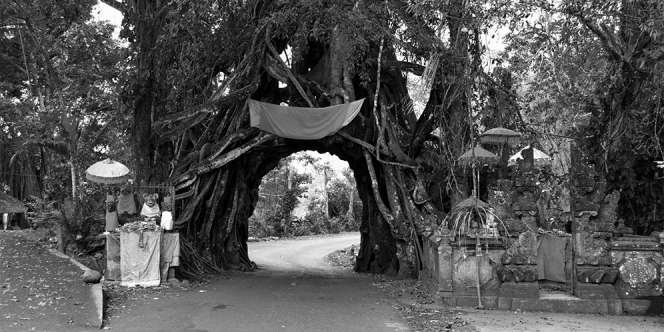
[1,0,127,202]
[2,0,664,274]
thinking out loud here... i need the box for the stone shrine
[421,144,664,314]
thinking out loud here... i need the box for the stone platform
[436,283,663,315]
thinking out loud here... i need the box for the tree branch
[566,10,624,61]
[337,131,417,168]
[192,133,274,177]
[363,150,395,227]
[99,0,126,13]
[153,83,257,129]
[264,26,314,107]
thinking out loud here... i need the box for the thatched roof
[0,192,26,213]
[458,145,499,166]
[479,127,521,145]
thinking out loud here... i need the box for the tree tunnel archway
[152,0,472,276]
[176,128,402,274]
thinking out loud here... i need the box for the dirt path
[462,308,664,332]
[107,232,410,332]
[249,232,360,275]
[0,231,97,332]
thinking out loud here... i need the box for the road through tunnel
[161,0,461,279]
[174,134,402,276]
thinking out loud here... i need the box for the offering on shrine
[118,221,161,233]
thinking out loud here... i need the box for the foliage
[249,156,311,237]
[114,0,496,273]
[1,1,128,248]
[1,1,127,200]
[120,0,664,273]
[249,154,361,238]
[327,178,362,226]
[496,0,664,233]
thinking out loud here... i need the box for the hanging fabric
[249,98,365,140]
[120,230,161,287]
[537,233,568,283]
[105,232,121,281]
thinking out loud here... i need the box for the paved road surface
[108,232,410,332]
[249,233,360,275]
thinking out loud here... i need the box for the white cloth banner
[249,99,364,140]
[120,231,161,287]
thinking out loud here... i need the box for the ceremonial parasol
[479,127,521,146]
[85,159,131,184]
[508,145,552,167]
[458,145,499,166]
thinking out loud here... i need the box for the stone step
[439,294,625,315]
[510,297,622,315]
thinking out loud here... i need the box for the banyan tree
[114,0,485,274]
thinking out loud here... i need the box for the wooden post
[569,141,578,296]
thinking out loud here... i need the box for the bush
[328,217,342,234]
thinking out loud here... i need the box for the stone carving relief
[613,251,664,297]
[502,231,538,265]
[452,248,501,289]
[619,252,658,289]
[575,232,611,265]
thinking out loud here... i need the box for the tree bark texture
[124,0,172,184]
[151,0,473,275]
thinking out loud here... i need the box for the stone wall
[421,144,664,314]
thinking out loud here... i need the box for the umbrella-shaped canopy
[458,145,499,166]
[0,192,26,213]
[508,145,552,167]
[452,196,490,212]
[479,127,521,145]
[85,159,131,185]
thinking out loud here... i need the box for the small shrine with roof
[420,127,664,314]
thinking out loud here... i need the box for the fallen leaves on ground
[373,276,477,332]
[0,231,92,331]
[325,244,359,269]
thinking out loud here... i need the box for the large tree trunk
[124,0,171,184]
[151,0,472,276]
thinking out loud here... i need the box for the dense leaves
[4,0,664,274]
[1,1,127,202]
[249,153,361,238]
[497,0,664,233]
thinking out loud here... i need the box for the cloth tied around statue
[140,203,161,218]
[248,98,364,140]
[105,194,118,232]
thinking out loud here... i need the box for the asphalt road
[249,232,360,275]
[107,232,410,332]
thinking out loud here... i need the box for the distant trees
[0,0,127,203]
[496,0,664,233]
[249,155,311,237]
[249,152,361,238]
